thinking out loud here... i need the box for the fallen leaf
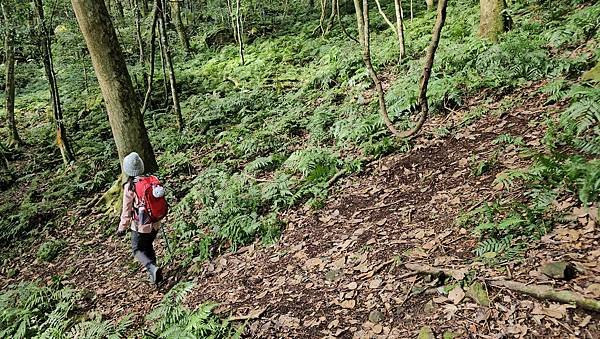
[346,281,358,290]
[369,278,383,289]
[340,299,356,309]
[418,326,435,339]
[532,303,575,319]
[450,268,468,281]
[585,283,600,298]
[448,286,465,304]
[579,315,592,328]
[467,281,490,307]
[305,257,323,269]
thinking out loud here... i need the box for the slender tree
[33,0,76,164]
[156,0,184,131]
[141,6,158,115]
[373,0,405,59]
[354,0,448,138]
[235,0,244,65]
[1,0,23,146]
[480,0,508,41]
[71,0,158,172]
[170,0,190,54]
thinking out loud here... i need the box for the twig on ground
[327,168,347,187]
[358,259,395,279]
[398,276,418,307]
[228,307,268,321]
[404,263,467,280]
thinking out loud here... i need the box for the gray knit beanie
[123,152,145,177]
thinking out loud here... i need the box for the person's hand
[116,229,127,237]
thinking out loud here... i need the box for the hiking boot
[147,264,163,286]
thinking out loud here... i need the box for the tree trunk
[34,0,76,164]
[235,0,244,65]
[71,0,158,172]
[373,0,404,59]
[425,0,434,10]
[1,2,22,146]
[156,0,184,131]
[170,0,190,54]
[226,0,237,44]
[394,0,405,59]
[480,0,507,42]
[142,6,159,115]
[114,0,124,18]
[325,0,337,34]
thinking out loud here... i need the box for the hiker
[117,152,167,285]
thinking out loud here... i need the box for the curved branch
[398,0,447,138]
[338,0,360,43]
[373,0,397,34]
[355,0,448,139]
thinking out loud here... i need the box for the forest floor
[3,81,600,338]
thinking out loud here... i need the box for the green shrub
[37,240,66,262]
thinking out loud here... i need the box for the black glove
[116,229,127,237]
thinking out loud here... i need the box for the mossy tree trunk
[34,0,76,165]
[71,0,158,173]
[1,1,22,146]
[170,0,190,54]
[480,0,507,41]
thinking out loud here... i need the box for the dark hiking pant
[131,230,158,268]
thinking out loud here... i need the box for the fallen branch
[489,280,600,312]
[327,168,347,186]
[358,258,395,279]
[404,263,468,281]
[228,307,268,321]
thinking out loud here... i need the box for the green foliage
[37,239,66,262]
[470,153,498,176]
[146,282,240,339]
[492,134,525,147]
[0,282,130,339]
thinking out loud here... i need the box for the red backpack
[134,176,169,224]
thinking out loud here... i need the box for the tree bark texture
[170,0,190,54]
[479,0,507,41]
[1,1,22,146]
[34,0,76,164]
[71,0,158,172]
[156,0,184,131]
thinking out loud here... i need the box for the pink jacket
[119,181,160,233]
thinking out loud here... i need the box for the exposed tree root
[489,280,600,312]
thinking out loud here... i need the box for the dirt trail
[186,86,600,338]
[3,84,599,338]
